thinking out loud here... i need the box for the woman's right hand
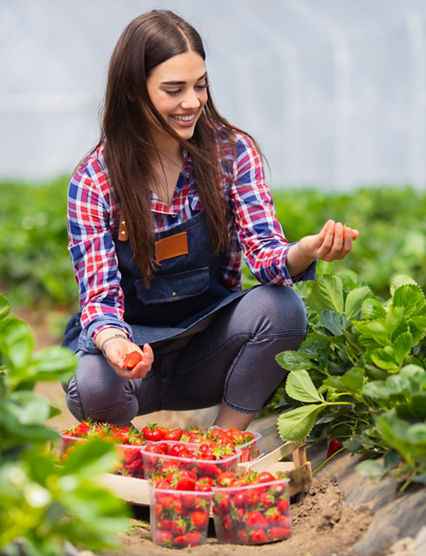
[96,331,154,379]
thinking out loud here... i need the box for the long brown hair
[99,9,260,283]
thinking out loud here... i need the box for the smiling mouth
[170,113,196,122]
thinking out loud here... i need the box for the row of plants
[0,292,130,555]
[0,180,425,313]
[270,272,425,491]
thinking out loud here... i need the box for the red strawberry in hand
[123,350,143,369]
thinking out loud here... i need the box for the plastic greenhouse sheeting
[1,0,425,189]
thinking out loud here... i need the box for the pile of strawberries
[61,421,290,547]
[61,422,260,479]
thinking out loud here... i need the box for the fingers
[103,339,154,379]
[126,344,154,379]
[317,220,359,262]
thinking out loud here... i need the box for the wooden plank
[238,440,303,473]
[292,442,307,467]
[99,473,151,506]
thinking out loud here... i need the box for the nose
[181,88,201,110]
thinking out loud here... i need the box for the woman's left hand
[297,219,359,262]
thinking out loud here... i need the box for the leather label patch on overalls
[155,231,189,262]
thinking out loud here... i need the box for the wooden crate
[98,440,312,505]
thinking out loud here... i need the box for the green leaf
[363,365,425,401]
[275,351,313,371]
[393,332,413,366]
[0,294,11,321]
[405,423,426,446]
[285,370,324,403]
[340,367,365,392]
[320,310,349,336]
[356,460,384,481]
[353,320,388,346]
[392,284,426,318]
[396,394,426,420]
[277,404,325,442]
[361,298,386,320]
[390,275,418,296]
[0,317,34,368]
[8,391,51,425]
[410,315,426,344]
[311,275,344,313]
[27,346,77,382]
[345,286,372,321]
[375,411,426,462]
[370,346,398,371]
[61,438,120,477]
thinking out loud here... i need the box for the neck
[151,130,182,162]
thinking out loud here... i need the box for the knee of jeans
[251,285,308,335]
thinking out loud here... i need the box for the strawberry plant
[0,293,130,555]
[274,273,426,490]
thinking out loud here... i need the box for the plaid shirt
[67,131,315,349]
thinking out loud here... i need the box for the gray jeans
[64,285,308,425]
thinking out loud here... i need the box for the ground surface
[24,311,424,556]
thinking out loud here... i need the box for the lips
[170,112,198,126]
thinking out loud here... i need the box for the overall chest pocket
[135,267,210,305]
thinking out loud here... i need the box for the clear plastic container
[150,485,213,548]
[212,478,291,544]
[237,431,262,462]
[61,434,145,479]
[141,441,241,481]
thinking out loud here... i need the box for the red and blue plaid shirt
[67,131,315,348]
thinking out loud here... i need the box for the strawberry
[244,510,268,529]
[195,476,215,491]
[171,519,187,536]
[190,510,208,531]
[238,529,250,544]
[123,350,143,369]
[268,526,291,541]
[167,442,191,458]
[163,428,184,441]
[249,529,269,544]
[185,531,203,546]
[180,493,196,509]
[326,438,342,458]
[256,471,275,483]
[72,422,91,437]
[216,471,237,487]
[142,423,166,442]
[155,529,173,545]
[158,518,174,531]
[259,490,275,508]
[277,497,290,514]
[175,477,196,491]
[195,462,220,478]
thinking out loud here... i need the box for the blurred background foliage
[1,179,425,340]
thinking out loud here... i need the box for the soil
[20,310,423,556]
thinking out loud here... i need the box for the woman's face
[146,50,208,145]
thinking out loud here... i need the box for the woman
[63,10,358,430]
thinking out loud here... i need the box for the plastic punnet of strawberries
[212,470,291,545]
[141,440,241,482]
[150,467,215,548]
[61,421,148,478]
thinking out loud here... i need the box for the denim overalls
[63,211,248,352]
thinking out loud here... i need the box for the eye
[164,89,182,95]
[195,82,208,90]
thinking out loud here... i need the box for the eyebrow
[161,72,208,86]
